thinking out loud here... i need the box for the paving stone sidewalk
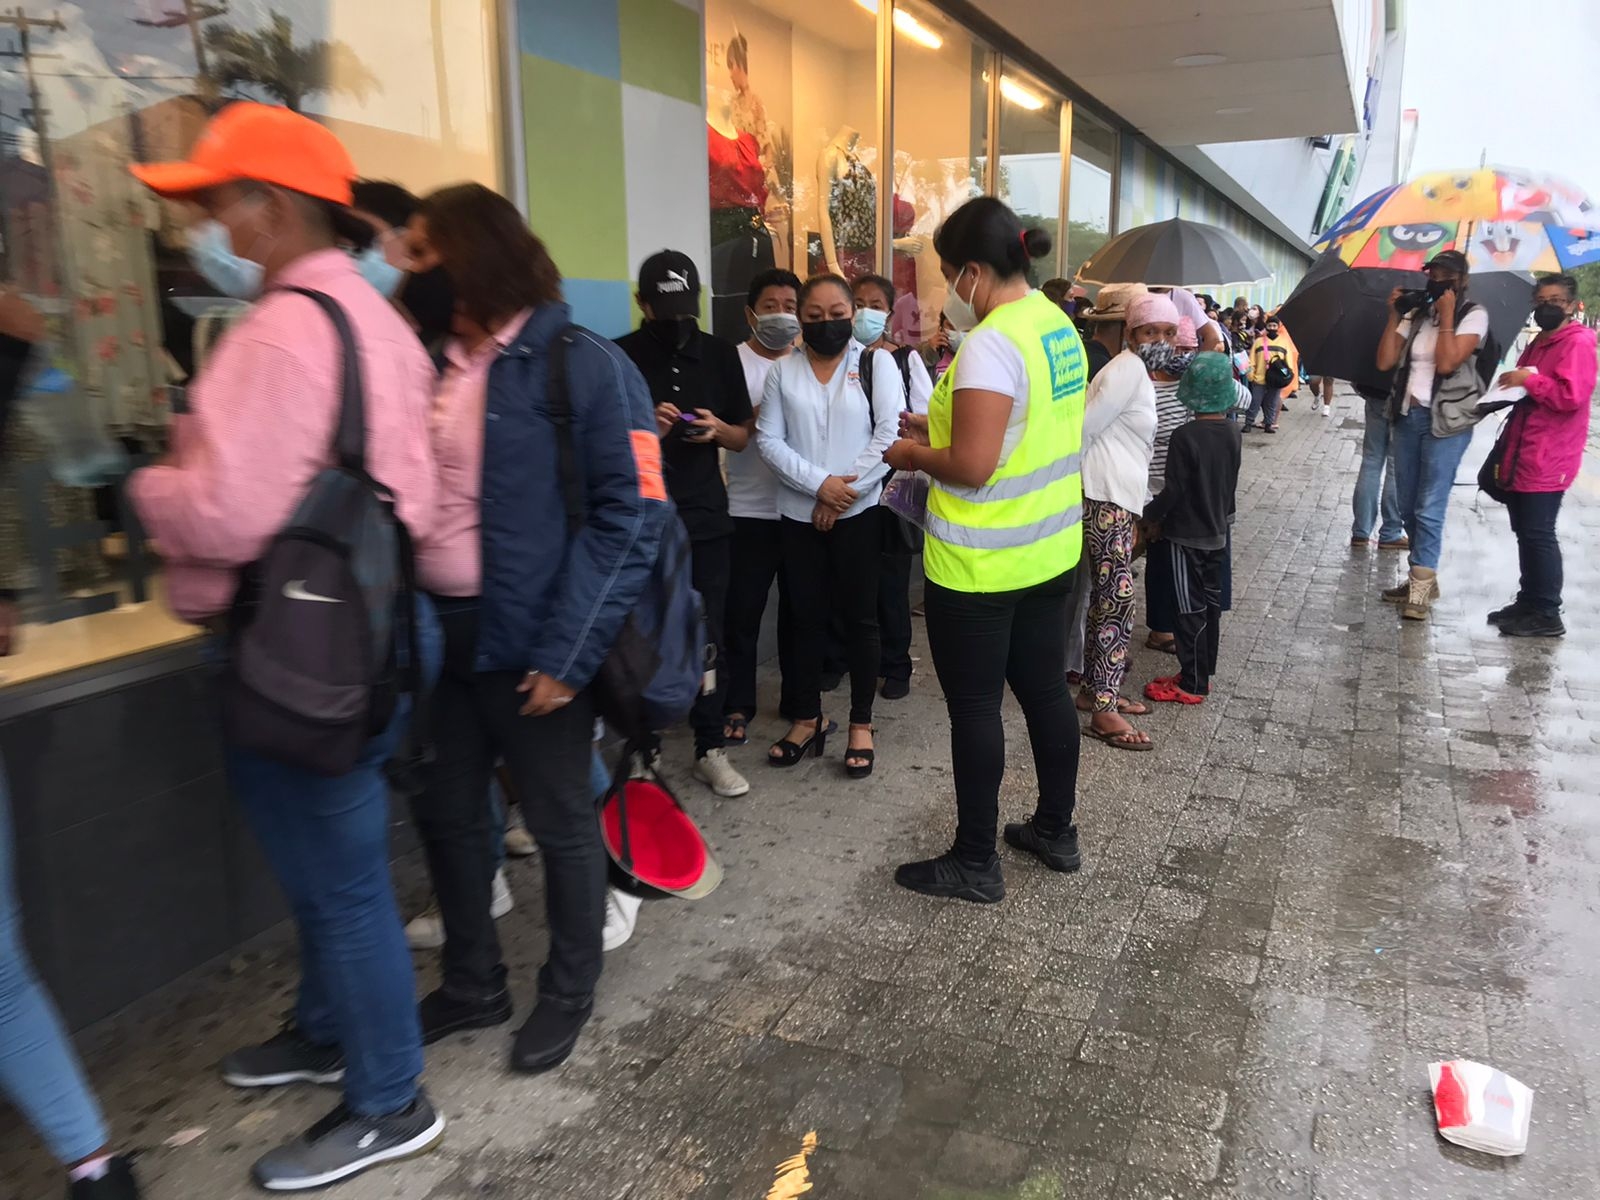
[5,385,1600,1199]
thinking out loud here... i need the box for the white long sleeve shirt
[1080,348,1157,514]
[756,341,902,522]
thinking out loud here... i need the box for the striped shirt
[1147,378,1187,495]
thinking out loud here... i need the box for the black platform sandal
[845,724,875,779]
[769,718,834,767]
[724,713,749,747]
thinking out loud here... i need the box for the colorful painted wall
[518,0,710,336]
[1118,137,1310,308]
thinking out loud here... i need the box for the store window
[887,0,988,345]
[1066,107,1117,282]
[0,1,502,690]
[994,64,1061,287]
[703,0,888,341]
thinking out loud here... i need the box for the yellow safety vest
[924,290,1086,594]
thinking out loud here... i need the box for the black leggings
[780,510,880,727]
[924,568,1081,865]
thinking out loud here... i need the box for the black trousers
[688,535,730,756]
[410,600,604,1008]
[781,510,880,727]
[823,549,915,682]
[1505,490,1564,612]
[924,568,1081,866]
[1170,543,1225,696]
[724,516,795,721]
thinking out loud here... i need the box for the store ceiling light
[854,0,944,50]
[983,71,1048,112]
[1173,53,1227,67]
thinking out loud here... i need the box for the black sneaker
[1499,609,1565,638]
[69,1156,141,1199]
[880,675,911,700]
[221,1024,344,1089]
[250,1093,444,1192]
[820,670,844,693]
[893,852,1005,903]
[510,998,593,1074]
[1004,819,1083,873]
[1487,600,1526,626]
[419,985,513,1046]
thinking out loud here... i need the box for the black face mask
[1533,302,1569,332]
[1425,277,1456,301]
[802,317,853,358]
[399,266,456,345]
[644,316,696,350]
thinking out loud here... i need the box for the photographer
[1375,250,1486,620]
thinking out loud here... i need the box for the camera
[1394,288,1432,317]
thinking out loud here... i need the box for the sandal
[845,724,875,780]
[1084,718,1154,752]
[769,718,834,767]
[723,713,749,747]
[1144,634,1178,655]
[1143,677,1207,705]
[1075,693,1152,716]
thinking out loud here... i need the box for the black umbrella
[1075,217,1272,289]
[1277,249,1532,395]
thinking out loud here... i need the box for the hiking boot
[1401,567,1438,620]
[68,1157,141,1199]
[222,1024,344,1089]
[1382,575,1439,604]
[1004,819,1083,873]
[1499,609,1565,638]
[250,1092,444,1191]
[893,852,1005,903]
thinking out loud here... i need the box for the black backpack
[1264,352,1295,390]
[222,289,424,778]
[547,327,708,745]
[859,345,924,554]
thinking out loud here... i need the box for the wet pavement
[6,384,1600,1199]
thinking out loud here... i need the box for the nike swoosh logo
[357,1131,378,1150]
[283,580,343,604]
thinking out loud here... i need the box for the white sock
[68,1155,112,1182]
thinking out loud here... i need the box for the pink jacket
[1503,320,1597,493]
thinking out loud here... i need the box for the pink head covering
[1176,317,1198,350]
[1125,292,1181,333]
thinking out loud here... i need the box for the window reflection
[996,64,1060,287]
[1068,108,1116,282]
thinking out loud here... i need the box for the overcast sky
[1403,0,1600,196]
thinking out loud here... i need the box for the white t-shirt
[1398,305,1489,406]
[950,326,1030,462]
[728,342,788,520]
[1080,349,1156,514]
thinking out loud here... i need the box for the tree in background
[204,11,379,113]
[1571,264,1600,327]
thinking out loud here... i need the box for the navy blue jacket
[476,302,668,688]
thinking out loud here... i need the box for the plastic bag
[16,351,128,487]
[879,469,929,530]
[1429,1059,1533,1156]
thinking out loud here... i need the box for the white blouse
[1081,349,1157,514]
[756,341,902,523]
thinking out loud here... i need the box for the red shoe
[1144,677,1207,705]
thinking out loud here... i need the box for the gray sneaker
[222,1024,344,1088]
[251,1092,444,1191]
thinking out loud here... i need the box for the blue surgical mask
[354,244,404,298]
[187,219,263,300]
[852,307,888,346]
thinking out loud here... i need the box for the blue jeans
[0,762,109,1163]
[590,748,610,800]
[227,599,442,1117]
[1352,393,1403,542]
[1391,404,1473,571]
[1506,490,1565,612]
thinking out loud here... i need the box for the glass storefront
[0,1,503,690]
[1067,107,1117,282]
[995,64,1062,287]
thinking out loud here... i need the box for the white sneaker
[503,821,537,858]
[404,904,445,951]
[602,888,642,952]
[1322,403,1332,416]
[490,868,514,919]
[694,748,750,797]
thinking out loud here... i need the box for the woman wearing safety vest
[884,197,1088,903]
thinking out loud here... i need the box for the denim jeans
[227,598,442,1117]
[0,762,109,1164]
[1391,404,1473,571]
[1352,392,1404,542]
[1245,381,1281,429]
[1505,490,1565,612]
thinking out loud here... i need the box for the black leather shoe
[1004,819,1083,873]
[419,986,513,1047]
[880,675,911,700]
[510,998,592,1073]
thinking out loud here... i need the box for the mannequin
[708,92,775,339]
[816,126,926,284]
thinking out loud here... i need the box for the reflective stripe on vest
[924,291,1087,594]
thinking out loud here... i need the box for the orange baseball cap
[129,102,355,205]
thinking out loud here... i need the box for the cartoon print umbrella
[1316,167,1600,274]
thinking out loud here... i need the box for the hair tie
[1018,230,1028,252]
